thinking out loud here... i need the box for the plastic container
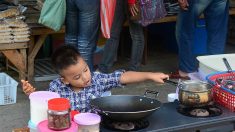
[29,91,60,125]
[167,93,178,102]
[74,113,101,132]
[197,54,235,80]
[37,120,78,132]
[28,120,37,132]
[211,86,235,112]
[206,71,235,94]
[206,71,235,112]
[48,98,71,130]
[0,72,18,105]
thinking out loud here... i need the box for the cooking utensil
[90,90,161,121]
[164,79,212,107]
[218,58,235,91]
[223,58,233,73]
[222,57,235,78]
[178,80,212,107]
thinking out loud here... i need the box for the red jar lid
[48,98,70,111]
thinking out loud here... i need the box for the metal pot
[178,80,212,107]
[90,90,161,121]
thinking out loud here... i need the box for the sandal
[169,71,190,80]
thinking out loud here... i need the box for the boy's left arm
[120,71,169,84]
[21,80,36,96]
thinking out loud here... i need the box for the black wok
[90,92,161,121]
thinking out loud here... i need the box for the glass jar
[47,98,71,130]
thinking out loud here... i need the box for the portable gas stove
[100,102,235,132]
[177,104,222,117]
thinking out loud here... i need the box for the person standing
[98,0,145,73]
[65,0,100,72]
[171,0,229,79]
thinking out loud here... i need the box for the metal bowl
[178,80,213,107]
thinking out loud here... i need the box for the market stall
[1,1,235,81]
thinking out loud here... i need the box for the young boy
[22,45,169,112]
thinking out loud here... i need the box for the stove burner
[112,122,135,130]
[177,105,222,118]
[102,118,149,131]
[190,108,210,117]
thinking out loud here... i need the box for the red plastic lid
[48,98,70,111]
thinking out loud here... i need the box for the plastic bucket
[29,91,60,125]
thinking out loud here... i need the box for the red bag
[100,0,116,38]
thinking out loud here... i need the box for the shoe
[169,71,190,80]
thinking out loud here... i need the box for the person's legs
[175,0,211,75]
[128,20,144,71]
[98,0,125,73]
[65,0,78,47]
[204,0,229,55]
[65,0,100,72]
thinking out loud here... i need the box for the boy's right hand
[21,80,36,96]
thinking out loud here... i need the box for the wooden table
[25,8,235,82]
[27,24,65,82]
[1,43,28,80]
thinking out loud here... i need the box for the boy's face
[60,57,92,89]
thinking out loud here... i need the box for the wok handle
[164,79,178,86]
[90,105,109,116]
[144,90,159,99]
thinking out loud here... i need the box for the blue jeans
[65,0,100,72]
[99,0,144,73]
[176,0,229,73]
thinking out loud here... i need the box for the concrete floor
[0,41,234,131]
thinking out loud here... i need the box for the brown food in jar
[48,112,71,130]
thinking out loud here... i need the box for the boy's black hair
[51,45,81,74]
